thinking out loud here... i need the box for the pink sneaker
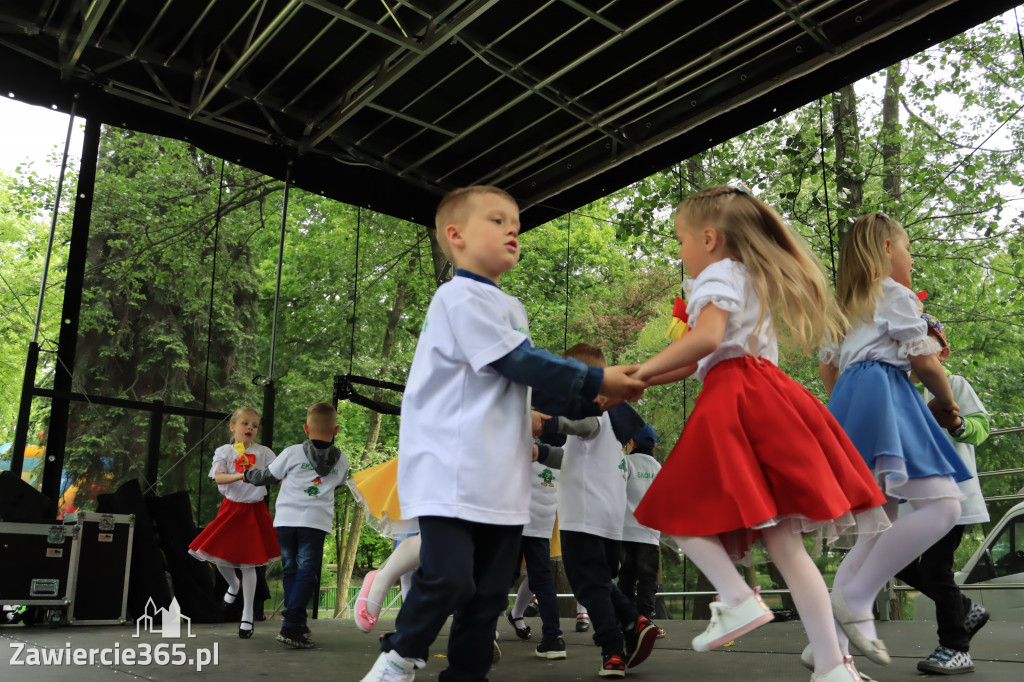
[355,570,382,633]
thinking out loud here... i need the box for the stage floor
[2,616,1022,680]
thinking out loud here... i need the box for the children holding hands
[360,186,644,682]
[631,185,889,682]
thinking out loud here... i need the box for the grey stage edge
[2,617,1022,681]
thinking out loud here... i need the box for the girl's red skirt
[188,497,280,567]
[634,356,886,560]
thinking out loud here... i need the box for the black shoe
[507,611,532,640]
[623,615,658,668]
[575,613,591,632]
[535,636,567,660]
[276,626,315,649]
[523,597,540,618]
[599,652,626,678]
[238,620,254,639]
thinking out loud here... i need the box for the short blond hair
[434,185,517,262]
[306,402,337,433]
[836,212,906,326]
[564,342,607,368]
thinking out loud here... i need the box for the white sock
[576,602,588,615]
[671,535,752,608]
[762,524,843,673]
[833,497,960,644]
[240,566,256,628]
[217,565,240,604]
[511,576,533,619]
[368,535,421,616]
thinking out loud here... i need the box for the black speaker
[0,470,53,523]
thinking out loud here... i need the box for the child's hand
[531,410,551,437]
[928,398,960,429]
[531,444,539,462]
[600,365,646,402]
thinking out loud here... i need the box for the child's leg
[560,531,625,656]
[522,537,562,641]
[834,497,960,644]
[894,525,970,652]
[634,543,661,618]
[367,534,422,616]
[761,524,843,673]
[379,517,518,677]
[217,564,241,603]
[617,542,639,604]
[239,566,257,631]
[281,527,326,632]
[510,574,535,619]
[399,570,414,602]
[671,535,752,606]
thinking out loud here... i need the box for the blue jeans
[521,535,562,639]
[277,526,327,630]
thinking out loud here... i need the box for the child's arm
[535,443,564,469]
[542,415,601,440]
[819,362,839,396]
[634,305,728,383]
[910,353,959,426]
[243,468,281,486]
[214,472,245,484]
[491,342,644,417]
[948,375,991,446]
[644,364,696,387]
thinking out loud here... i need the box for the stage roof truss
[0,0,1019,228]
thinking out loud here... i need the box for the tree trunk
[881,64,903,203]
[831,83,864,231]
[334,252,417,615]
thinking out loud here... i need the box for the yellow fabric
[550,514,561,558]
[351,458,403,521]
[665,317,689,342]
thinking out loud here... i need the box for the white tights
[831,496,960,652]
[366,534,422,616]
[674,527,845,674]
[217,564,257,629]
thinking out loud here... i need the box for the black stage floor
[2,616,1022,681]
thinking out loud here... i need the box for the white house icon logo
[134,597,196,638]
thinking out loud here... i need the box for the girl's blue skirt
[829,360,971,499]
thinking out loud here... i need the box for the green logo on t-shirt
[538,468,555,487]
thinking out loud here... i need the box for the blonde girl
[818,213,971,670]
[188,407,279,638]
[632,185,888,682]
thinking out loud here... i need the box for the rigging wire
[564,212,570,353]
[348,207,362,376]
[817,97,836,288]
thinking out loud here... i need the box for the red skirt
[634,357,886,560]
[188,498,280,567]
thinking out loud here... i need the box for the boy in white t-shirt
[540,342,659,678]
[360,186,645,682]
[619,425,662,623]
[896,314,992,674]
[244,402,349,649]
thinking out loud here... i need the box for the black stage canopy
[0,0,1019,230]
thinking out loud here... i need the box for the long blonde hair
[676,185,847,353]
[836,212,905,326]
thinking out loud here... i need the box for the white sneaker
[691,587,774,652]
[360,650,425,682]
[810,655,863,681]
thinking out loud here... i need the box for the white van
[913,500,1024,622]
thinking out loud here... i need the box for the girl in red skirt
[632,185,889,682]
[189,406,279,638]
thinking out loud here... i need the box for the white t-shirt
[269,443,350,533]
[398,275,533,526]
[557,413,628,540]
[524,460,559,539]
[825,278,940,373]
[622,453,662,545]
[686,258,778,381]
[922,375,990,525]
[210,443,275,503]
